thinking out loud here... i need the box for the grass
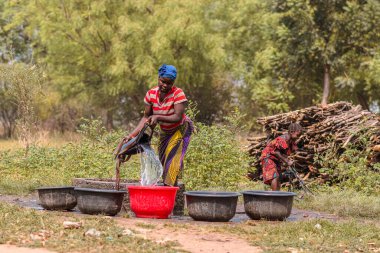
[210,219,380,253]
[0,202,186,253]
[154,217,380,253]
[294,188,380,219]
[0,140,141,195]
[135,222,157,229]
[1,202,378,253]
[0,135,86,195]
[0,133,81,151]
[0,139,22,151]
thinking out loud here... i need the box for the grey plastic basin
[75,188,126,216]
[184,191,241,222]
[242,190,296,220]
[37,186,77,210]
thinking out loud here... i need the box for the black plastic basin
[37,186,77,210]
[242,190,296,220]
[75,188,126,216]
[184,191,240,222]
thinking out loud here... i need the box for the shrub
[183,105,250,190]
[0,120,141,194]
[184,122,250,191]
[0,109,251,194]
[315,131,380,194]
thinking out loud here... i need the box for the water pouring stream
[114,123,162,190]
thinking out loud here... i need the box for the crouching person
[260,123,303,191]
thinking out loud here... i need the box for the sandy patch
[116,218,262,253]
[0,245,55,253]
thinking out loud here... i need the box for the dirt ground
[0,245,55,253]
[0,193,341,253]
[116,217,262,253]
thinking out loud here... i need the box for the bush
[184,122,250,191]
[183,105,250,190]
[0,120,141,194]
[0,114,251,194]
[315,132,380,194]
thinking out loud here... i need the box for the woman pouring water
[124,64,194,186]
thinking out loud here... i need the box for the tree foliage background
[0,0,379,137]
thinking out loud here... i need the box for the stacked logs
[248,101,380,180]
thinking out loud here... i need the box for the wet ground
[0,192,339,223]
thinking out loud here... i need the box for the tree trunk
[106,110,114,130]
[2,122,13,138]
[0,109,16,138]
[321,64,330,106]
[356,91,370,111]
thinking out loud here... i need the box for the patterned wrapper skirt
[261,157,281,185]
[158,117,193,186]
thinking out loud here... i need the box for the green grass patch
[295,188,380,219]
[212,219,380,253]
[0,202,185,253]
[135,222,157,229]
[0,141,142,195]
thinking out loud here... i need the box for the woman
[125,64,193,186]
[260,123,302,191]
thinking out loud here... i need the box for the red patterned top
[144,86,187,131]
[260,135,297,162]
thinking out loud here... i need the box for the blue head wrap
[158,64,177,80]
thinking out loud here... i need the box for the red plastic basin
[127,185,179,219]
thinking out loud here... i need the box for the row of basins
[37,186,296,221]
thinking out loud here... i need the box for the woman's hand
[114,134,133,158]
[122,135,133,144]
[146,115,160,126]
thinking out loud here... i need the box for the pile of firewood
[247,102,380,180]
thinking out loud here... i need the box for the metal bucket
[37,186,77,210]
[242,190,296,220]
[75,188,126,216]
[184,191,241,222]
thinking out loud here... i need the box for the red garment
[261,158,280,185]
[260,135,296,184]
[144,86,187,131]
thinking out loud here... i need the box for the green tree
[0,0,32,138]
[212,0,294,126]
[0,80,17,138]
[5,0,230,127]
[272,0,380,107]
[0,0,31,63]
[224,0,380,119]
[0,63,43,150]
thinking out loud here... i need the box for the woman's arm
[146,102,186,125]
[274,151,294,167]
[126,104,153,139]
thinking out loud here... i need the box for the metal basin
[72,178,138,212]
[37,186,77,210]
[75,188,126,216]
[242,190,296,220]
[184,191,240,222]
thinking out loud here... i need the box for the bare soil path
[116,217,262,253]
[0,245,56,253]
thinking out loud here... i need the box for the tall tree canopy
[272,0,380,108]
[6,0,230,127]
[0,0,379,135]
